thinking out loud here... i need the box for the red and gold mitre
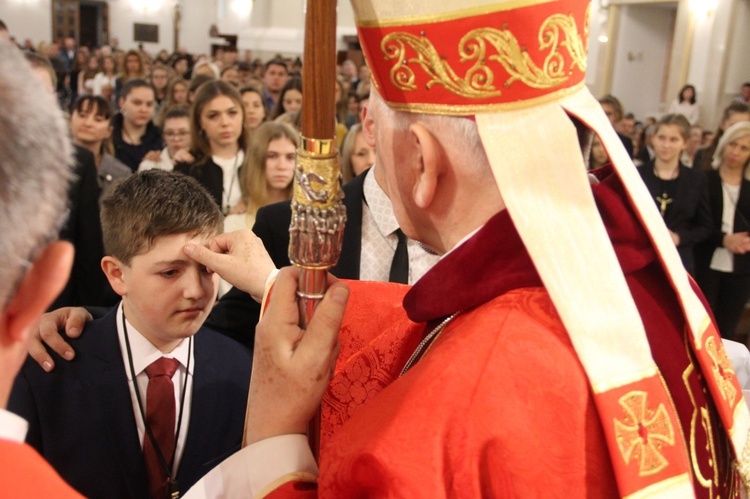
[354,0,589,115]
[351,0,750,496]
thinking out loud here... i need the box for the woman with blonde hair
[340,123,375,183]
[695,121,750,340]
[226,121,297,228]
[220,121,297,296]
[155,77,189,126]
[115,49,147,102]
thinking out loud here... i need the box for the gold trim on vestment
[384,81,585,115]
[355,0,557,28]
[682,354,718,490]
[380,12,587,95]
[613,390,675,476]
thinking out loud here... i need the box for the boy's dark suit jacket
[205,170,368,347]
[8,307,252,499]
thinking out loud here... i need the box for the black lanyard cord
[122,308,191,497]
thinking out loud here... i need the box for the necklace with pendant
[654,165,679,216]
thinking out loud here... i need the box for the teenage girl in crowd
[175,80,249,214]
[239,84,268,137]
[220,121,297,296]
[155,77,189,126]
[69,95,131,201]
[111,79,163,172]
[695,122,750,341]
[588,134,609,171]
[92,55,117,100]
[138,107,191,172]
[341,123,376,182]
[148,64,170,114]
[115,49,147,101]
[637,113,712,274]
[77,55,100,97]
[269,77,302,120]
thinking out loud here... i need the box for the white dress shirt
[138,148,174,172]
[213,151,244,214]
[0,408,28,443]
[361,166,439,284]
[116,302,194,475]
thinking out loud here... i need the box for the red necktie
[143,357,180,499]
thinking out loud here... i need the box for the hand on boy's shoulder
[28,307,92,372]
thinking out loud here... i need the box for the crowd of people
[4,0,750,495]
[594,88,750,342]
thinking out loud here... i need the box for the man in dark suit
[206,165,439,347]
[9,308,250,499]
[9,171,252,498]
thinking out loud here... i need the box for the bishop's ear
[361,106,376,148]
[409,122,442,209]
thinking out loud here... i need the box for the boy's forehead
[136,231,218,262]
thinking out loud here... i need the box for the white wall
[718,0,750,123]
[0,0,217,55]
[108,0,174,54]
[610,4,676,120]
[0,0,52,47]
[236,0,357,59]
[179,0,217,55]
[686,0,736,128]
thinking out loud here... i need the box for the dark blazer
[637,162,712,272]
[695,169,750,275]
[52,146,118,309]
[111,113,164,172]
[618,131,634,159]
[8,307,251,499]
[174,157,225,209]
[204,170,368,347]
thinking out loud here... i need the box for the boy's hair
[101,170,223,265]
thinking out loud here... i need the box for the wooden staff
[290,0,344,458]
[241,0,342,461]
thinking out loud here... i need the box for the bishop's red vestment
[267,168,740,497]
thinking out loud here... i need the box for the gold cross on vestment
[614,391,675,476]
[656,192,672,216]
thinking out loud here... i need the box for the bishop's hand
[244,267,348,445]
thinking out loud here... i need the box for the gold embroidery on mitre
[705,336,738,404]
[614,391,676,476]
[380,6,589,98]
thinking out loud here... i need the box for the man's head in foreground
[0,41,74,407]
